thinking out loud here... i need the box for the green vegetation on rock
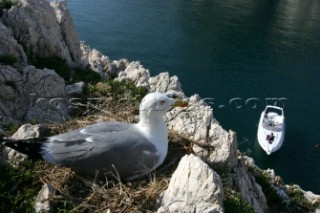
[28,55,103,84]
[0,161,41,213]
[0,54,18,65]
[253,169,288,212]
[2,122,21,136]
[224,190,255,213]
[72,65,101,84]
[29,56,70,81]
[251,167,319,212]
[4,80,17,90]
[0,0,13,9]
[0,0,13,17]
[85,79,148,104]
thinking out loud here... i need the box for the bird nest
[33,126,192,212]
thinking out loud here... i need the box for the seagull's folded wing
[42,121,160,179]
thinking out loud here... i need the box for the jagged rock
[242,156,291,204]
[0,128,4,137]
[34,183,56,213]
[80,44,130,79]
[0,65,69,124]
[204,124,238,168]
[166,93,238,169]
[265,168,284,186]
[116,61,150,87]
[11,123,48,139]
[50,0,81,65]
[80,41,91,65]
[286,185,320,206]
[232,155,268,213]
[0,22,27,62]
[87,49,111,78]
[149,72,182,93]
[65,81,85,95]
[2,123,49,163]
[4,148,29,165]
[166,94,213,142]
[158,154,224,213]
[2,0,81,66]
[304,191,320,205]
[113,59,129,73]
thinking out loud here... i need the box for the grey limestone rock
[149,72,182,93]
[232,155,268,213]
[285,185,320,206]
[2,0,81,66]
[65,81,85,96]
[304,191,320,205]
[113,59,129,74]
[11,123,47,139]
[80,43,130,79]
[50,0,81,65]
[2,123,49,163]
[0,22,27,63]
[166,93,238,169]
[87,48,111,78]
[0,65,69,124]
[34,183,56,213]
[116,61,150,87]
[158,154,224,213]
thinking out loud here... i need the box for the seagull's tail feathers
[1,137,47,160]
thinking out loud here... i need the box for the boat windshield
[265,107,283,116]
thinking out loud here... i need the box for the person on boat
[266,133,275,143]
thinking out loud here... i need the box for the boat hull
[257,106,285,155]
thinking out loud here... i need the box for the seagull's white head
[140,92,176,113]
[139,92,187,124]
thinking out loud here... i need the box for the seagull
[1,92,187,181]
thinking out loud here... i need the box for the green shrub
[0,54,18,65]
[286,186,317,212]
[85,79,148,102]
[29,56,103,83]
[4,80,17,89]
[212,164,230,186]
[107,79,148,102]
[0,0,13,9]
[224,190,255,213]
[0,161,40,213]
[251,168,318,212]
[0,0,14,17]
[72,66,101,83]
[30,56,70,81]
[3,122,21,136]
[253,170,288,212]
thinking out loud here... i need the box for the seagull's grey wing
[42,121,131,162]
[71,130,161,180]
[42,122,161,180]
[48,121,129,142]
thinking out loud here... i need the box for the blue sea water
[67,0,320,194]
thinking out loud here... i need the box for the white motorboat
[257,105,285,155]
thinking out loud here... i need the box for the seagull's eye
[159,100,166,105]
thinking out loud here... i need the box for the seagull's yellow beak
[173,99,188,108]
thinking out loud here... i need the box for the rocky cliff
[0,0,319,212]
